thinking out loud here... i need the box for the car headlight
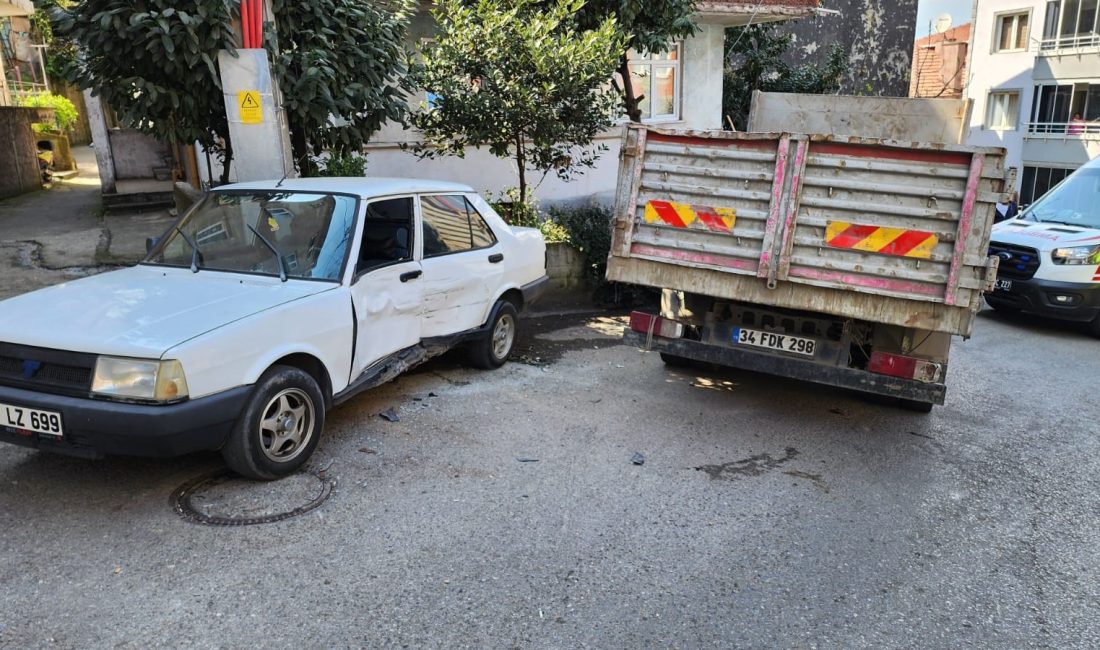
[1051,245,1100,265]
[91,357,189,402]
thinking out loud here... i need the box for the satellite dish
[934,14,953,34]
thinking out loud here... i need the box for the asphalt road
[0,304,1097,649]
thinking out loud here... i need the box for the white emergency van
[986,156,1100,336]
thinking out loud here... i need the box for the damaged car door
[349,196,422,377]
[418,194,504,338]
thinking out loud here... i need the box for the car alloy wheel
[257,387,316,463]
[492,312,516,361]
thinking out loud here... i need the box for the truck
[607,124,1008,411]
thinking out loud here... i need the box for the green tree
[723,24,848,131]
[572,0,699,122]
[412,0,626,205]
[53,1,239,182]
[270,0,411,174]
[54,0,411,182]
[29,0,77,79]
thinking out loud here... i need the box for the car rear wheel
[468,301,518,369]
[222,365,325,481]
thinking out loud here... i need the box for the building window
[995,11,1031,51]
[1040,0,1100,50]
[1028,82,1100,134]
[1020,165,1077,205]
[615,45,682,122]
[987,91,1020,129]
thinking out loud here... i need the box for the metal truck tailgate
[607,126,1007,337]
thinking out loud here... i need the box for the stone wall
[545,242,587,290]
[107,129,172,180]
[777,0,918,97]
[0,107,50,199]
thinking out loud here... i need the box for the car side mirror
[145,237,159,253]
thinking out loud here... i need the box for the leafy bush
[538,219,570,243]
[490,187,541,228]
[316,153,367,177]
[16,92,79,133]
[545,203,614,283]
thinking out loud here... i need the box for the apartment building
[966,0,1100,204]
[0,0,47,106]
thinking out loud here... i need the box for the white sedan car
[0,178,548,479]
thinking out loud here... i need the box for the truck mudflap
[622,329,946,405]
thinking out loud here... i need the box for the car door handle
[488,253,504,264]
[399,270,422,283]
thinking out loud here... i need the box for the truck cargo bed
[607,126,1007,337]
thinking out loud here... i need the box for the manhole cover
[171,468,335,526]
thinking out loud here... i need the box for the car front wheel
[222,365,325,480]
[468,301,518,369]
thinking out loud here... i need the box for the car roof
[218,176,475,198]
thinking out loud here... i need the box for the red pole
[240,0,251,47]
[250,0,262,48]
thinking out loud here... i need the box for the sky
[914,0,975,38]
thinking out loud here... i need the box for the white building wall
[364,22,728,207]
[965,0,1048,183]
[966,0,1100,196]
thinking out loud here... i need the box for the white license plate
[733,327,817,357]
[0,402,63,437]
[995,278,1013,292]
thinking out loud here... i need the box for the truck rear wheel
[659,352,694,368]
[899,398,934,413]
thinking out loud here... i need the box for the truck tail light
[868,351,943,384]
[629,311,684,339]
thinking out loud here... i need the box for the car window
[468,202,497,248]
[357,197,414,274]
[422,195,474,257]
[421,195,498,257]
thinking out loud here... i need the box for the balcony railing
[1027,121,1100,137]
[1038,33,1100,53]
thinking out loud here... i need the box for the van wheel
[985,298,1018,314]
[1088,315,1100,339]
[222,365,325,481]
[468,301,518,369]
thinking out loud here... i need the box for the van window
[1023,166,1100,228]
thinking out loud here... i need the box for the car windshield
[1022,168,1100,229]
[145,191,358,281]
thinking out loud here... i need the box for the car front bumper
[0,384,251,459]
[986,277,1100,322]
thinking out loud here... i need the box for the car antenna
[275,154,309,188]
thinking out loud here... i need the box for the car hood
[0,265,336,359]
[991,219,1100,252]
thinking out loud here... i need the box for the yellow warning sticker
[238,91,263,124]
